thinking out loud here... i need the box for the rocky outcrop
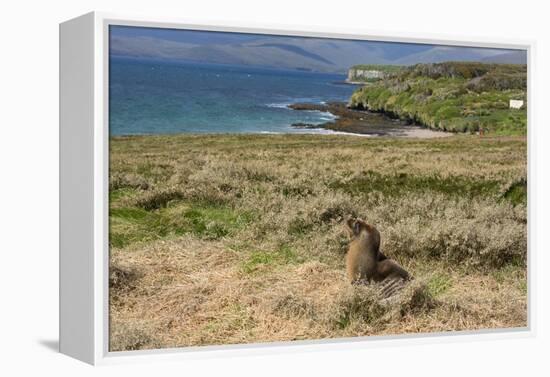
[289,102,418,136]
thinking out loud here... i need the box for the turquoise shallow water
[109,57,357,136]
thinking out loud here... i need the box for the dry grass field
[109,134,527,351]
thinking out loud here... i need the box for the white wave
[317,111,338,120]
[291,128,375,137]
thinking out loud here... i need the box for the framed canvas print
[59,12,533,365]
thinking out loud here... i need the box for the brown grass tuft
[109,262,142,294]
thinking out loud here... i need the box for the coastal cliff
[348,62,527,135]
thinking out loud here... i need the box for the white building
[509,99,524,109]
[347,69,386,82]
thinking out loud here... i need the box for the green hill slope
[349,62,527,135]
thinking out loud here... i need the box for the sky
[109,25,527,73]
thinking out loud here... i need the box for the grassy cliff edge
[349,62,527,135]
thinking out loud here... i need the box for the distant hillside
[110,29,528,73]
[110,35,389,73]
[482,50,528,64]
[349,62,527,135]
[393,47,527,66]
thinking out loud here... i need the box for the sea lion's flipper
[380,277,407,298]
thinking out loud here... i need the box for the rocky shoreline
[289,102,452,138]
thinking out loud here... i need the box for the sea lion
[344,217,410,286]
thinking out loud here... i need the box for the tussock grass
[109,264,141,294]
[109,134,527,351]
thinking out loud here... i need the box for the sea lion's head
[345,217,380,251]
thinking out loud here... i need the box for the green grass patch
[502,178,527,205]
[330,170,500,199]
[110,207,149,221]
[519,280,528,295]
[109,201,253,248]
[241,245,302,274]
[110,188,139,202]
[182,205,253,239]
[427,273,453,297]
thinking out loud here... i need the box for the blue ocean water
[109,57,357,135]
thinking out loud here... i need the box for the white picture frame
[59,11,535,365]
